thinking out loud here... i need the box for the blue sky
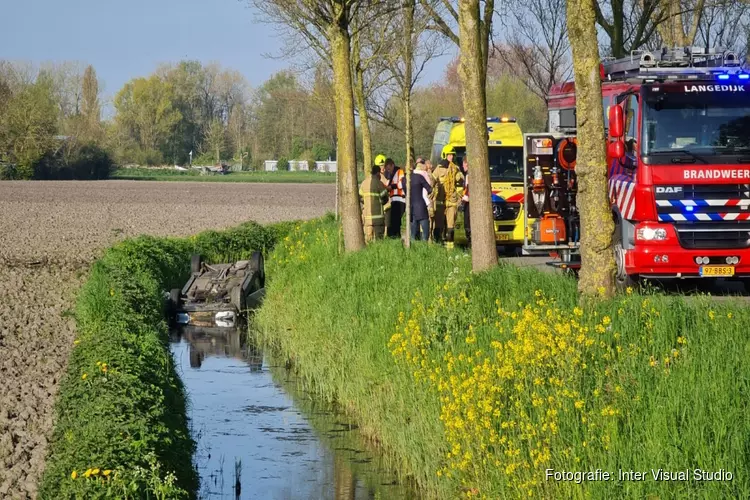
[1,0,453,105]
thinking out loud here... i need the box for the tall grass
[257,218,750,499]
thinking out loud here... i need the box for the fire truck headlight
[637,227,667,241]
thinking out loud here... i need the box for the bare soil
[0,180,334,498]
[0,180,334,266]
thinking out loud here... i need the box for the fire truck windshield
[455,146,523,181]
[643,87,750,161]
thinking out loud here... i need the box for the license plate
[700,265,734,277]
[496,233,511,241]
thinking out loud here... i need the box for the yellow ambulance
[429,116,527,246]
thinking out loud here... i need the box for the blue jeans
[411,218,430,241]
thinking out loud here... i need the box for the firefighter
[374,153,388,183]
[359,164,389,242]
[432,145,464,247]
[383,158,406,239]
[374,154,389,231]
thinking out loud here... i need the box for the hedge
[40,219,297,499]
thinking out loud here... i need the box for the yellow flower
[574,400,584,409]
[677,336,686,345]
[109,289,115,296]
[71,470,78,479]
[84,468,92,478]
[73,339,80,345]
[727,312,733,319]
[103,469,112,476]
[81,373,88,380]
[92,468,100,475]
[708,310,716,320]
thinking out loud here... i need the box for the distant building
[264,160,337,172]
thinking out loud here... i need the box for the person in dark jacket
[410,160,433,241]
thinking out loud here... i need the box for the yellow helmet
[441,144,456,159]
[374,154,387,167]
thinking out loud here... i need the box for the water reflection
[170,327,415,500]
[176,326,263,371]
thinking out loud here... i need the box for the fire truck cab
[545,47,750,287]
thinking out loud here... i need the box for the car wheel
[231,286,245,312]
[614,222,639,292]
[191,254,203,274]
[250,251,265,288]
[169,288,181,308]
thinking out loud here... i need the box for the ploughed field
[0,180,334,498]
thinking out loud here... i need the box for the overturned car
[169,252,265,330]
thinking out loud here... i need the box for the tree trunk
[403,0,415,248]
[329,17,366,253]
[655,0,704,47]
[352,30,373,178]
[457,0,496,272]
[612,0,625,57]
[566,0,616,296]
[354,68,373,178]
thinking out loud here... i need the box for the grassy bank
[40,220,288,499]
[257,218,750,499]
[112,167,337,184]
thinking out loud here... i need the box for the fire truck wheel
[614,223,639,291]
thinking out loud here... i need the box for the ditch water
[170,327,416,500]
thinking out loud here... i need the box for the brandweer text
[684,169,750,180]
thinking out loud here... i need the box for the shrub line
[40,220,292,499]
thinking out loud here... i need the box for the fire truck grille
[680,184,750,199]
[674,222,750,249]
[493,201,520,221]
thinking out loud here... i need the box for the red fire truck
[523,47,750,288]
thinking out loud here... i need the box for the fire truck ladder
[602,47,744,82]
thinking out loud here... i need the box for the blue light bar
[685,206,694,212]
[740,74,750,80]
[718,74,730,80]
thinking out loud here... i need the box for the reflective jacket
[388,168,406,203]
[359,175,389,226]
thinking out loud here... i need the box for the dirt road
[0,180,335,498]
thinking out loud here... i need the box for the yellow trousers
[364,224,385,243]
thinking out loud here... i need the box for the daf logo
[656,186,682,194]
